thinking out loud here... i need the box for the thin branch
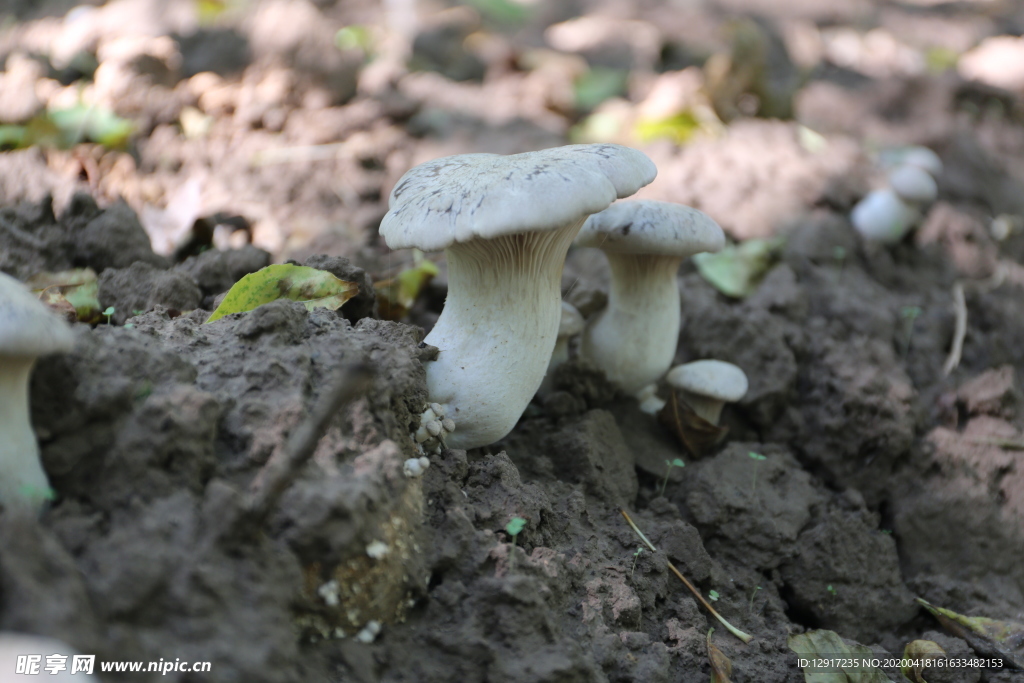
[620,509,753,643]
[943,282,966,376]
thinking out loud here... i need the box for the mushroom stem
[538,337,570,396]
[425,219,584,448]
[582,253,681,394]
[0,357,51,513]
[679,390,725,425]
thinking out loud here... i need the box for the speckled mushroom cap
[888,165,938,204]
[558,301,584,338]
[0,271,75,357]
[575,200,725,256]
[380,144,657,252]
[667,360,748,402]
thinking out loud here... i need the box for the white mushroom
[888,165,938,204]
[635,383,665,415]
[666,360,748,425]
[0,272,75,514]
[576,200,724,394]
[381,145,656,449]
[538,301,584,395]
[850,188,920,244]
[898,146,943,177]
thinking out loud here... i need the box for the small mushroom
[538,301,584,395]
[666,360,748,425]
[850,188,920,244]
[898,146,943,177]
[576,200,724,394]
[381,144,655,449]
[0,272,75,514]
[888,165,938,204]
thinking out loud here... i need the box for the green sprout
[659,458,686,498]
[505,517,526,572]
[748,585,762,615]
[708,589,720,602]
[630,546,644,579]
[826,584,837,595]
[102,306,115,325]
[833,246,847,284]
[748,451,767,494]
[900,305,923,357]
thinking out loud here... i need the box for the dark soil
[2,0,1024,681]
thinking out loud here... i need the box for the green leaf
[205,264,358,324]
[27,268,102,323]
[374,258,439,321]
[788,630,894,683]
[0,124,27,149]
[461,0,530,25]
[574,68,629,112]
[917,598,1024,668]
[635,111,702,145]
[708,590,720,601]
[693,237,784,299]
[336,25,374,53]
[748,452,767,461]
[505,517,526,536]
[48,104,134,149]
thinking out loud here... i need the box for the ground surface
[1,0,1024,681]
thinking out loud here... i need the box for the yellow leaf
[917,598,1024,668]
[27,268,102,323]
[205,264,357,324]
[374,259,439,322]
[901,640,946,683]
[707,630,733,683]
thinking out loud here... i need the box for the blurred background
[0,0,1022,269]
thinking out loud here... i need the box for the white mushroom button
[850,188,920,244]
[576,200,724,394]
[0,272,75,514]
[666,360,748,425]
[899,146,943,177]
[380,144,656,449]
[888,165,938,204]
[538,301,584,395]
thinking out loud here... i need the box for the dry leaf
[658,390,728,457]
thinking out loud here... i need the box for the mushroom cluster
[381,144,657,449]
[0,272,75,514]
[851,146,943,244]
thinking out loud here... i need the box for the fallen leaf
[917,598,1024,668]
[901,640,946,683]
[635,110,702,145]
[574,68,629,112]
[788,630,894,683]
[374,258,439,321]
[657,391,728,457]
[27,268,102,323]
[693,237,784,298]
[708,630,733,683]
[205,264,357,324]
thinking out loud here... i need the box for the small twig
[620,509,753,643]
[943,282,966,376]
[246,363,374,521]
[965,437,1024,450]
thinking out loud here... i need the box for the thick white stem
[0,358,51,514]
[582,254,682,394]
[424,219,584,448]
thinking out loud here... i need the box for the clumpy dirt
[2,0,1024,680]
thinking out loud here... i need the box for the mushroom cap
[667,360,748,402]
[558,301,584,337]
[380,144,657,252]
[850,188,919,243]
[575,200,725,257]
[0,271,75,357]
[889,165,938,203]
[900,146,943,177]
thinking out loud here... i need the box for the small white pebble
[317,580,340,607]
[355,620,382,644]
[403,458,425,478]
[366,540,390,559]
